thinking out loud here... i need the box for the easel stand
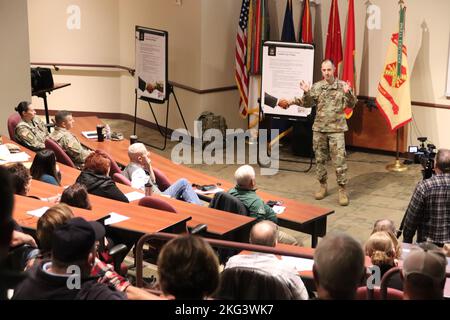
[256,103,315,173]
[133,84,188,151]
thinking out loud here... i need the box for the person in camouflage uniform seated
[278,60,357,206]
[49,111,92,168]
[14,101,48,151]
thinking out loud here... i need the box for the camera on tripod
[408,137,436,179]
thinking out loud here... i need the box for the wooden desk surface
[13,194,106,230]
[28,179,190,235]
[71,116,334,228]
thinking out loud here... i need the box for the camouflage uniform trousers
[312,131,348,186]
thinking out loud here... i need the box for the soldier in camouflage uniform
[279,60,357,206]
[14,101,48,151]
[49,111,92,168]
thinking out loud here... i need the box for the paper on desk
[273,205,285,214]
[82,131,98,139]
[104,212,130,226]
[125,191,145,202]
[281,256,314,272]
[195,187,224,195]
[0,145,30,164]
[27,207,50,218]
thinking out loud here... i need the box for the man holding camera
[402,149,450,246]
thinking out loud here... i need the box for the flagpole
[386,129,407,172]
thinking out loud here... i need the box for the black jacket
[76,170,129,203]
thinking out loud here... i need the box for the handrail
[134,232,314,288]
[31,62,135,76]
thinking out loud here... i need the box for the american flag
[235,0,250,118]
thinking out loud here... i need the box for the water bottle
[105,124,111,140]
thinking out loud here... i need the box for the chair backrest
[209,192,249,216]
[138,196,177,213]
[7,113,22,141]
[355,286,403,300]
[44,139,76,168]
[153,167,171,191]
[112,173,131,186]
[215,267,295,300]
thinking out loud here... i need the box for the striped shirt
[403,173,450,244]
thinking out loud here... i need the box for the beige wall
[0,0,31,136]
[27,0,246,134]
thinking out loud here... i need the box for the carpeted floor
[103,118,422,247]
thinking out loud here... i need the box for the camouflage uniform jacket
[296,79,357,132]
[49,127,91,167]
[14,117,48,151]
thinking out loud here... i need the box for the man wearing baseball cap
[402,243,448,300]
[13,217,126,300]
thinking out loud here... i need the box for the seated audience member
[228,165,298,245]
[403,149,450,245]
[313,232,366,300]
[6,163,58,203]
[6,162,32,196]
[224,221,309,300]
[60,183,92,210]
[30,149,61,186]
[0,167,26,299]
[372,219,397,236]
[157,235,219,299]
[365,231,403,290]
[14,101,48,151]
[49,110,92,168]
[123,143,201,205]
[13,217,126,300]
[28,205,157,300]
[76,150,128,203]
[402,243,448,300]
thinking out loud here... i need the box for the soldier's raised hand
[300,80,311,93]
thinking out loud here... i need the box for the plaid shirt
[403,173,450,244]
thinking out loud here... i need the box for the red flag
[235,0,251,118]
[325,0,343,76]
[300,0,313,44]
[342,0,356,119]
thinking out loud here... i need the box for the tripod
[133,83,188,151]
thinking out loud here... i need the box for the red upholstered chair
[7,113,22,141]
[355,286,403,300]
[112,173,131,186]
[153,167,171,191]
[138,196,177,213]
[45,139,76,168]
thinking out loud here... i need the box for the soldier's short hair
[54,110,72,126]
[15,101,31,116]
[234,165,255,188]
[321,59,336,68]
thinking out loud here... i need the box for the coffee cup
[130,135,138,145]
[96,125,105,142]
[145,182,153,197]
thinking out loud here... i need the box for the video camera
[408,137,436,180]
